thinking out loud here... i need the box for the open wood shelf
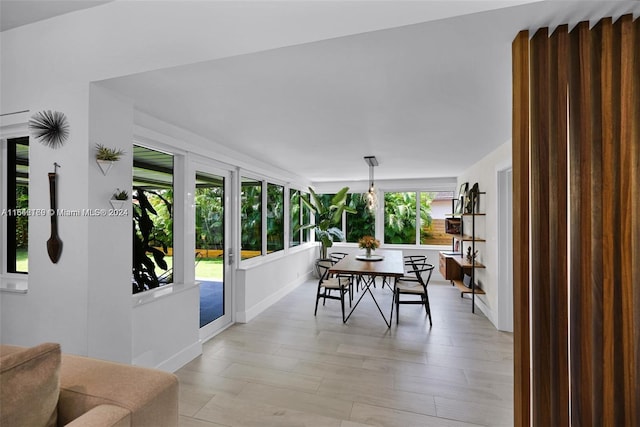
[452,279,486,295]
[446,233,486,242]
[451,257,485,269]
[445,190,486,313]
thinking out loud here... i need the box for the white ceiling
[4,1,640,184]
[0,0,113,31]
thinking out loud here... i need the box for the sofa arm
[64,404,131,427]
[58,354,178,427]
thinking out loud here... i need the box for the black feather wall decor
[29,110,69,149]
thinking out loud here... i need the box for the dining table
[328,249,405,327]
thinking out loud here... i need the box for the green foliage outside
[196,186,224,250]
[266,184,284,252]
[383,192,433,244]
[132,187,173,292]
[346,193,375,242]
[147,189,173,250]
[240,180,262,257]
[15,186,28,249]
[290,190,300,246]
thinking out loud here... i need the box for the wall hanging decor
[47,163,63,263]
[28,110,69,149]
[95,143,125,175]
[110,188,129,210]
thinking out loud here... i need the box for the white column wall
[456,140,511,327]
[87,85,134,362]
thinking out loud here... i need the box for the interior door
[193,163,232,338]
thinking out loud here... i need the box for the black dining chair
[330,252,356,297]
[314,259,352,323]
[400,255,427,283]
[394,262,435,326]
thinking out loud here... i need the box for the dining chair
[330,252,357,297]
[400,255,427,283]
[394,262,435,326]
[315,259,352,323]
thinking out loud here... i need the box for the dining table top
[328,249,405,277]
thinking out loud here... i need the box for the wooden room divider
[513,14,639,426]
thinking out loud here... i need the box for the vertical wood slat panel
[589,19,605,425]
[633,17,640,425]
[569,21,595,426]
[596,17,621,425]
[515,14,639,426]
[618,15,640,426]
[512,29,530,427]
[530,27,552,426]
[548,25,569,426]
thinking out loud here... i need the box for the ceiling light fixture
[364,156,378,211]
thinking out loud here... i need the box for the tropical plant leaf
[300,194,315,212]
[149,247,168,270]
[330,187,349,206]
[308,188,326,215]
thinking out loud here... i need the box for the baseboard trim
[474,296,497,328]
[154,340,202,373]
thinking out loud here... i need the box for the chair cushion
[0,342,60,427]
[396,281,425,294]
[321,277,349,289]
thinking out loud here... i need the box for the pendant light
[364,156,378,211]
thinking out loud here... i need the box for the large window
[266,183,284,253]
[240,177,262,260]
[6,137,29,274]
[383,191,451,245]
[289,189,312,247]
[132,146,174,293]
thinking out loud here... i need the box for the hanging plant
[28,110,69,149]
[112,189,129,201]
[96,143,125,161]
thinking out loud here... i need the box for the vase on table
[366,248,372,258]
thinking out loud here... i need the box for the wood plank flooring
[177,278,514,426]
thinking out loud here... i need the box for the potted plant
[110,188,129,210]
[95,143,125,175]
[298,187,356,260]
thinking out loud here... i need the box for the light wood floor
[177,278,514,427]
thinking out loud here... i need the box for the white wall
[456,140,511,327]
[87,85,134,363]
[236,246,317,322]
[0,84,91,356]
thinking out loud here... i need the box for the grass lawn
[17,248,224,281]
[16,248,28,272]
[155,256,223,281]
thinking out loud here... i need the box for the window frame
[132,144,176,293]
[4,136,29,275]
[266,182,284,253]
